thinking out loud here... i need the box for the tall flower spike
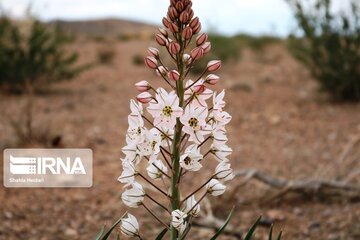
[119,1,233,238]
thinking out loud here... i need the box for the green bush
[287,0,360,102]
[0,17,83,93]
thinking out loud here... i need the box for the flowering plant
[95,1,282,239]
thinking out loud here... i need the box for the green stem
[170,22,185,240]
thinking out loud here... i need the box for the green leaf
[155,228,168,240]
[268,224,273,240]
[97,212,127,240]
[209,206,235,240]
[276,231,283,240]
[95,226,106,240]
[244,216,262,240]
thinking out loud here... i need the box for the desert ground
[0,22,360,239]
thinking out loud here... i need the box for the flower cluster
[118,0,233,239]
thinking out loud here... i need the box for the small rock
[266,209,286,221]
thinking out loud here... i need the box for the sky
[0,0,351,37]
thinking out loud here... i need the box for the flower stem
[170,22,186,240]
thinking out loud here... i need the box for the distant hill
[50,18,158,37]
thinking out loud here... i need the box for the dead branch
[235,169,360,194]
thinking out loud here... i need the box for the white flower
[171,210,188,235]
[183,196,200,217]
[212,91,232,125]
[211,124,228,145]
[121,182,145,208]
[138,128,162,156]
[180,105,209,144]
[122,143,141,165]
[120,213,140,237]
[130,99,143,116]
[213,90,226,111]
[146,155,168,179]
[211,142,232,162]
[126,115,146,144]
[147,88,183,129]
[206,179,226,196]
[184,79,213,108]
[180,144,203,171]
[118,160,136,185]
[214,162,234,182]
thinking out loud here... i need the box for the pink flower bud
[175,2,184,12]
[170,0,177,6]
[182,27,193,40]
[144,56,158,69]
[168,23,179,33]
[156,66,168,77]
[147,47,159,58]
[188,9,194,19]
[135,80,151,92]
[168,7,178,20]
[191,47,204,61]
[169,42,181,55]
[201,42,211,54]
[207,60,222,72]
[158,28,168,37]
[155,33,168,46]
[190,17,199,29]
[196,33,208,46]
[168,70,180,81]
[180,11,189,23]
[183,54,192,65]
[136,92,153,104]
[193,23,202,34]
[162,17,171,28]
[205,74,220,85]
[193,84,206,94]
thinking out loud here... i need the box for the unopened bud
[144,56,158,69]
[162,17,172,28]
[193,22,202,34]
[182,27,193,40]
[183,54,191,65]
[207,60,222,72]
[168,70,180,81]
[169,42,181,55]
[171,0,177,6]
[189,17,199,29]
[168,7,178,20]
[155,33,168,46]
[196,33,208,46]
[136,92,153,103]
[191,47,204,61]
[180,11,189,23]
[156,66,168,77]
[188,9,194,19]
[193,84,205,94]
[147,47,159,58]
[205,74,220,85]
[158,28,168,37]
[175,2,184,12]
[201,42,211,54]
[168,22,179,33]
[135,80,151,92]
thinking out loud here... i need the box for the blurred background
[0,0,359,239]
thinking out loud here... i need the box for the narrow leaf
[268,224,273,240]
[209,206,235,240]
[95,226,106,240]
[155,228,168,240]
[276,231,283,240]
[244,216,262,240]
[100,212,127,240]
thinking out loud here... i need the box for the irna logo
[10,155,86,175]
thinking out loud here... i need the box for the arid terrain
[0,20,360,240]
